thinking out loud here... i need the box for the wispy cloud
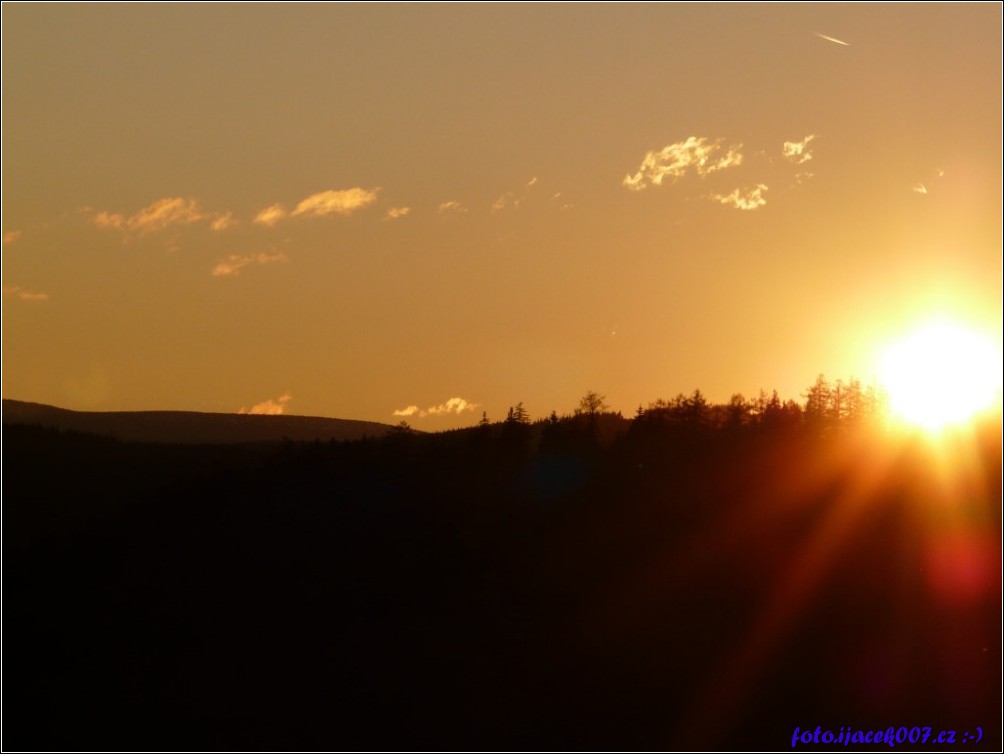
[92,211,127,230]
[211,251,288,278]
[427,397,478,416]
[92,197,207,234]
[239,392,292,415]
[782,134,817,164]
[912,169,944,195]
[292,187,379,218]
[491,193,520,212]
[384,206,412,220]
[3,230,22,246]
[254,204,287,227]
[3,284,49,302]
[712,184,768,211]
[210,212,237,231]
[492,176,543,212]
[392,396,479,418]
[815,32,849,46]
[438,200,467,214]
[254,188,379,226]
[623,137,743,191]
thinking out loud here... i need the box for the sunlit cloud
[492,176,542,212]
[3,230,22,246]
[254,204,287,227]
[782,134,817,164]
[130,197,206,232]
[210,212,237,231]
[92,197,207,234]
[211,251,288,278]
[239,392,292,415]
[491,193,520,212]
[3,284,49,302]
[292,187,379,218]
[384,206,412,220]
[815,32,850,46]
[92,211,127,230]
[912,169,944,195]
[427,397,478,416]
[392,396,479,418]
[623,136,743,191]
[438,200,466,214]
[712,184,768,211]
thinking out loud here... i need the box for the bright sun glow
[878,321,1002,432]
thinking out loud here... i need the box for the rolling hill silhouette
[1,399,394,444]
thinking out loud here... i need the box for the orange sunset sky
[3,4,1001,429]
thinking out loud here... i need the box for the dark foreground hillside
[1,398,394,443]
[4,415,1001,750]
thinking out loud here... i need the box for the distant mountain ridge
[1,399,395,444]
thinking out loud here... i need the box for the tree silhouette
[506,402,530,425]
[804,374,832,424]
[575,390,608,417]
[726,393,749,428]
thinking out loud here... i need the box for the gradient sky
[3,4,1001,428]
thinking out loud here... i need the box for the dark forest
[4,380,1001,750]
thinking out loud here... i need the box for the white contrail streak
[815,32,850,46]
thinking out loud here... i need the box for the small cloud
[392,396,479,419]
[3,230,22,246]
[211,251,288,278]
[92,197,207,234]
[623,136,743,191]
[426,397,478,416]
[712,184,768,211]
[292,187,379,218]
[912,169,945,194]
[254,204,287,227]
[491,193,520,212]
[92,211,127,230]
[782,134,817,164]
[552,192,562,200]
[384,206,412,220]
[239,392,292,415]
[3,284,49,302]
[492,177,543,213]
[438,200,466,214]
[210,212,237,231]
[131,197,205,232]
[815,32,849,46]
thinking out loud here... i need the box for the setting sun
[878,321,1002,432]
